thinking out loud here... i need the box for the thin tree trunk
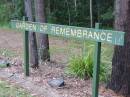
[74,0,77,12]
[65,0,71,25]
[24,0,39,68]
[108,0,130,96]
[47,0,51,16]
[34,0,50,63]
[90,0,93,27]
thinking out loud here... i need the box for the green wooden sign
[11,20,125,45]
[10,19,125,97]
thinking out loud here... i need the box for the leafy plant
[0,0,24,26]
[0,81,33,97]
[66,52,93,79]
[0,64,7,68]
[66,51,108,81]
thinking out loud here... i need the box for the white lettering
[82,30,88,38]
[107,33,112,42]
[70,29,77,36]
[100,32,106,41]
[88,31,93,38]
[93,32,100,40]
[65,28,70,36]
[77,30,82,38]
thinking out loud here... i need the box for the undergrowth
[66,51,108,81]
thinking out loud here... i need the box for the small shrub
[66,52,93,79]
[66,52,108,81]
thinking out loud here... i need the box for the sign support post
[92,23,101,97]
[23,16,29,76]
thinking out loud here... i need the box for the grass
[0,48,17,58]
[66,52,93,79]
[0,80,33,97]
[0,23,11,29]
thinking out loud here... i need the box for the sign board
[11,20,125,46]
[10,20,125,97]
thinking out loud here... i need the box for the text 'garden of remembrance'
[11,20,125,45]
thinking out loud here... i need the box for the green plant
[0,63,8,68]
[0,80,33,97]
[0,48,16,58]
[66,51,108,81]
[0,1,24,26]
[66,52,93,79]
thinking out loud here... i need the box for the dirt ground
[0,29,124,97]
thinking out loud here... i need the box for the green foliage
[11,0,24,19]
[0,64,7,68]
[66,51,108,81]
[0,48,16,58]
[0,0,24,25]
[0,0,114,28]
[66,53,93,79]
[0,3,13,24]
[101,7,113,20]
[0,80,33,97]
[47,0,91,27]
[45,0,114,29]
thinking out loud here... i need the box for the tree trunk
[24,0,39,68]
[34,0,50,62]
[108,0,130,96]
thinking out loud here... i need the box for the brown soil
[0,29,124,97]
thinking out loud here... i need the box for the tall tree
[24,0,39,68]
[34,0,50,62]
[108,0,130,96]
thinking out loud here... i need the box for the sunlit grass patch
[0,48,16,58]
[0,80,33,97]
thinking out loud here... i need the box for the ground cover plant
[0,80,33,97]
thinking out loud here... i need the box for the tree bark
[24,0,39,68]
[34,0,50,62]
[108,0,130,96]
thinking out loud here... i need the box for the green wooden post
[92,23,101,97]
[23,16,29,76]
